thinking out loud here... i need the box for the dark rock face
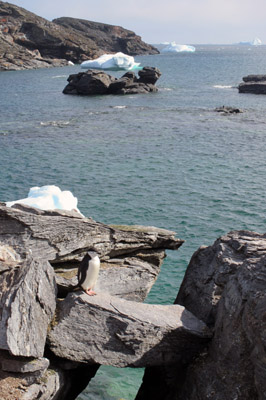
[137,231,266,400]
[63,67,162,95]
[63,70,116,95]
[0,1,158,71]
[239,75,266,94]
[53,17,159,57]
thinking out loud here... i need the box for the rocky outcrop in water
[238,74,266,94]
[136,230,266,400]
[63,67,162,95]
[0,1,158,71]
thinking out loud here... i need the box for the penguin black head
[87,250,99,259]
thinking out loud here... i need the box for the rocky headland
[0,1,158,71]
[1,202,266,399]
[238,74,266,94]
[63,67,162,95]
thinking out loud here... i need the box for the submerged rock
[215,106,243,114]
[63,67,162,95]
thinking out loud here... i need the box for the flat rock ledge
[63,67,162,95]
[48,292,211,368]
[238,74,266,94]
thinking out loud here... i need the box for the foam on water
[213,85,234,89]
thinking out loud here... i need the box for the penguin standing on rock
[78,251,100,296]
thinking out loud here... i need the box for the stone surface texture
[0,1,158,71]
[48,292,211,367]
[137,230,266,400]
[63,67,162,95]
[0,246,56,357]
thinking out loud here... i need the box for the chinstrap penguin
[78,251,100,296]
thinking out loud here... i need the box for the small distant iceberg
[161,41,196,53]
[81,52,141,71]
[237,37,262,46]
[5,185,82,214]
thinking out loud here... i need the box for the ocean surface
[1,45,266,399]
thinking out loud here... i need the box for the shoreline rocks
[238,74,266,94]
[63,67,162,95]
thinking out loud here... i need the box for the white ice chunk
[5,185,82,214]
[81,52,141,71]
[161,42,196,53]
[252,37,262,46]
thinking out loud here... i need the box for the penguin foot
[85,289,96,296]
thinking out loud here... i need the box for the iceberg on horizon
[81,52,142,71]
[237,37,262,46]
[5,185,82,214]
[161,42,196,53]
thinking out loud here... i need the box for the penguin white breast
[81,256,100,290]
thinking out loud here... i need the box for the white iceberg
[161,42,196,53]
[237,38,262,46]
[252,37,262,46]
[5,185,82,214]
[81,52,141,71]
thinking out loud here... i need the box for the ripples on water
[1,45,266,399]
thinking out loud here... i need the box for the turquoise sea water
[1,45,266,399]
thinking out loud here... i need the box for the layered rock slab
[48,292,211,368]
[0,203,182,263]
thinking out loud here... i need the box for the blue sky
[6,0,266,44]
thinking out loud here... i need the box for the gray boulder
[137,230,266,400]
[63,70,115,95]
[138,66,162,84]
[48,292,211,367]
